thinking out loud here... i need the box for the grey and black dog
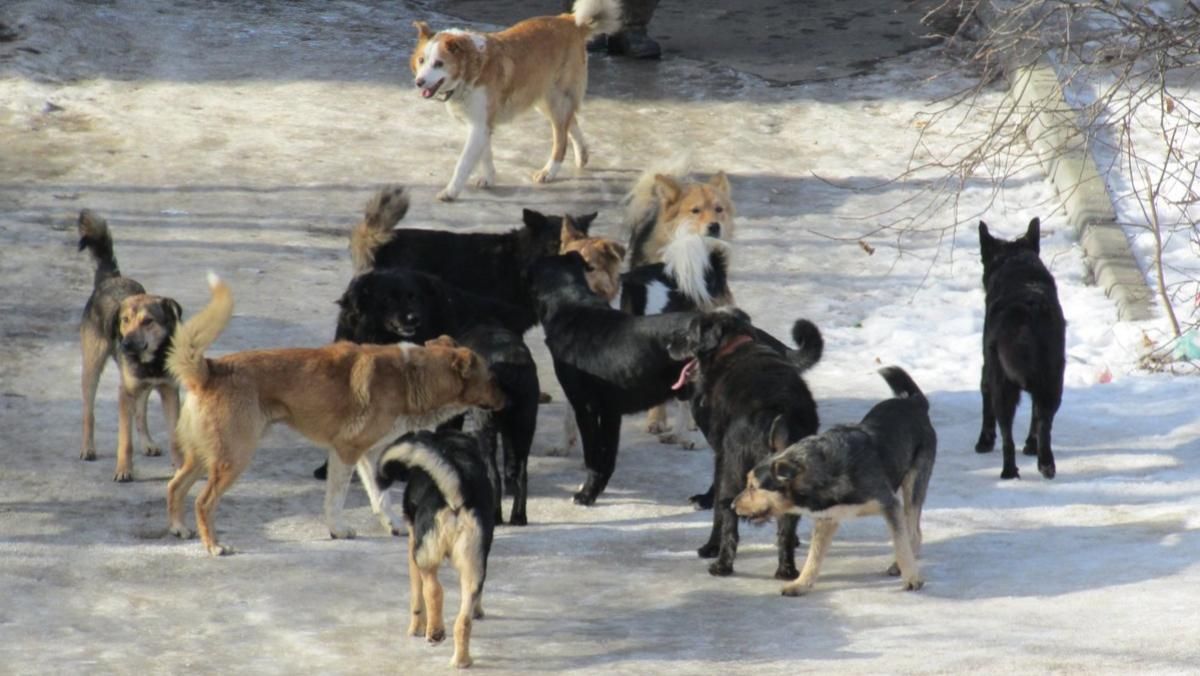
[78,210,183,481]
[733,367,936,596]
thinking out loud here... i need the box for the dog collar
[671,334,754,391]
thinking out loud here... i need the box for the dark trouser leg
[608,0,662,59]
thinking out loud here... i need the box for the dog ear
[163,298,183,323]
[560,217,585,249]
[654,174,683,205]
[522,208,550,232]
[451,347,480,377]
[602,240,627,262]
[573,212,598,234]
[768,415,791,454]
[425,335,457,349]
[709,171,731,196]
[1024,217,1041,253]
[771,457,800,484]
[443,34,470,54]
[978,221,995,259]
[413,20,434,41]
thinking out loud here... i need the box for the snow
[2,1,1200,673]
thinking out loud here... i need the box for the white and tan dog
[410,0,621,201]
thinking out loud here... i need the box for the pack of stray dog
[68,4,1078,669]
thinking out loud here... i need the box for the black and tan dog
[666,308,822,579]
[733,367,936,596]
[379,429,495,669]
[975,218,1065,480]
[77,210,183,481]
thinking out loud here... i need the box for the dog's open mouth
[386,319,419,338]
[739,510,773,526]
[671,358,698,391]
[420,78,446,100]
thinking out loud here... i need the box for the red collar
[715,334,754,360]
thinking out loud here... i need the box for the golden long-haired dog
[625,163,737,267]
[165,274,505,556]
[410,0,622,201]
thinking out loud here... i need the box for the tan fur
[734,471,924,595]
[558,216,625,302]
[627,170,737,267]
[410,0,621,201]
[407,512,487,668]
[165,276,505,556]
[349,185,409,274]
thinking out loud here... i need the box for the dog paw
[1000,466,1020,480]
[450,653,473,669]
[676,437,697,450]
[206,542,232,556]
[575,150,589,169]
[696,543,719,559]
[781,582,812,597]
[508,513,528,527]
[408,615,425,637]
[708,561,734,577]
[531,168,554,184]
[427,628,446,644]
[974,441,994,454]
[471,175,493,189]
[572,490,597,506]
[436,188,458,202]
[646,421,668,435]
[113,468,133,482]
[1022,443,1039,457]
[1039,462,1057,480]
[329,526,357,540]
[886,562,901,577]
[689,492,715,511]
[168,524,194,540]
[80,448,97,461]
[903,577,925,591]
[143,444,162,457]
[774,565,800,581]
[656,432,679,445]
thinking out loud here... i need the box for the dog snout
[405,312,420,324]
[415,77,425,87]
[119,336,142,354]
[706,222,721,237]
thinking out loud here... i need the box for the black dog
[619,233,731,316]
[349,184,596,333]
[667,309,822,579]
[331,268,540,525]
[975,218,1065,480]
[378,429,494,668]
[530,251,701,505]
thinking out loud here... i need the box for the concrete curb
[980,8,1155,321]
[1008,57,1155,321]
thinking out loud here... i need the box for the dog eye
[434,60,443,68]
[418,57,425,64]
[691,207,701,214]
[715,206,724,213]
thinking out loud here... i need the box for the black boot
[607,0,661,59]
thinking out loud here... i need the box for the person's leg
[608,0,662,59]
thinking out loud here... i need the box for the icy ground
[2,1,1199,673]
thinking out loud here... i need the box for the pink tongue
[672,358,698,391]
[421,88,434,99]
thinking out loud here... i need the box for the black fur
[975,218,1065,480]
[667,309,822,579]
[619,242,729,316]
[332,268,540,525]
[368,209,596,333]
[378,428,495,571]
[530,252,699,505]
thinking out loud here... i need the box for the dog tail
[350,185,410,275]
[788,319,824,373]
[572,0,623,37]
[167,272,233,391]
[996,307,1042,388]
[624,153,692,264]
[379,435,464,510]
[77,209,121,288]
[878,366,928,412]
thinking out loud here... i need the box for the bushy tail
[623,152,692,235]
[878,366,928,412]
[350,185,410,274]
[789,319,824,373]
[996,307,1039,388]
[77,209,120,288]
[379,434,464,509]
[167,272,233,391]
[573,0,623,36]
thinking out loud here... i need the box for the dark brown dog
[78,210,182,481]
